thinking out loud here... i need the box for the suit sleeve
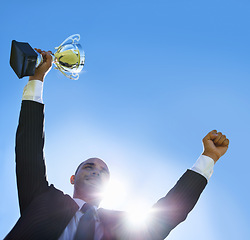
[104,170,207,240]
[15,100,49,215]
[147,170,207,239]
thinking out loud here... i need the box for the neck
[73,189,101,207]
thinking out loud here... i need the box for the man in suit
[5,49,229,240]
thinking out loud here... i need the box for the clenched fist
[202,130,229,163]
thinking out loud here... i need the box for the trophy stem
[35,52,56,68]
[35,50,43,68]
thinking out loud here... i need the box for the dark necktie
[74,203,96,240]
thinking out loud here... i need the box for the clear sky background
[1,0,250,239]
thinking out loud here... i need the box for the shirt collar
[73,198,98,211]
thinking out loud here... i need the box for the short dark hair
[74,158,108,175]
[74,162,85,175]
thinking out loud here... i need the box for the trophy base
[10,40,38,78]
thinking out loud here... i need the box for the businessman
[5,49,229,239]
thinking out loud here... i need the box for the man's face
[73,158,110,193]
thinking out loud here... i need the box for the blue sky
[1,0,250,239]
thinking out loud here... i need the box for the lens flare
[100,178,128,209]
[125,201,152,228]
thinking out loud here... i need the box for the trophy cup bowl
[10,34,85,80]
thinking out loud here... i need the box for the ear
[70,175,75,185]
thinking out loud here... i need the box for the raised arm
[15,50,52,214]
[147,130,229,239]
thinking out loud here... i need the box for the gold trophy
[10,34,85,80]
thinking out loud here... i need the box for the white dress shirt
[22,80,215,239]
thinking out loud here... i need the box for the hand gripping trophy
[10,34,85,80]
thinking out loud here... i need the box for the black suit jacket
[5,101,207,240]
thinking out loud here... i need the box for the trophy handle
[34,50,44,68]
[55,34,80,50]
[54,62,79,80]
